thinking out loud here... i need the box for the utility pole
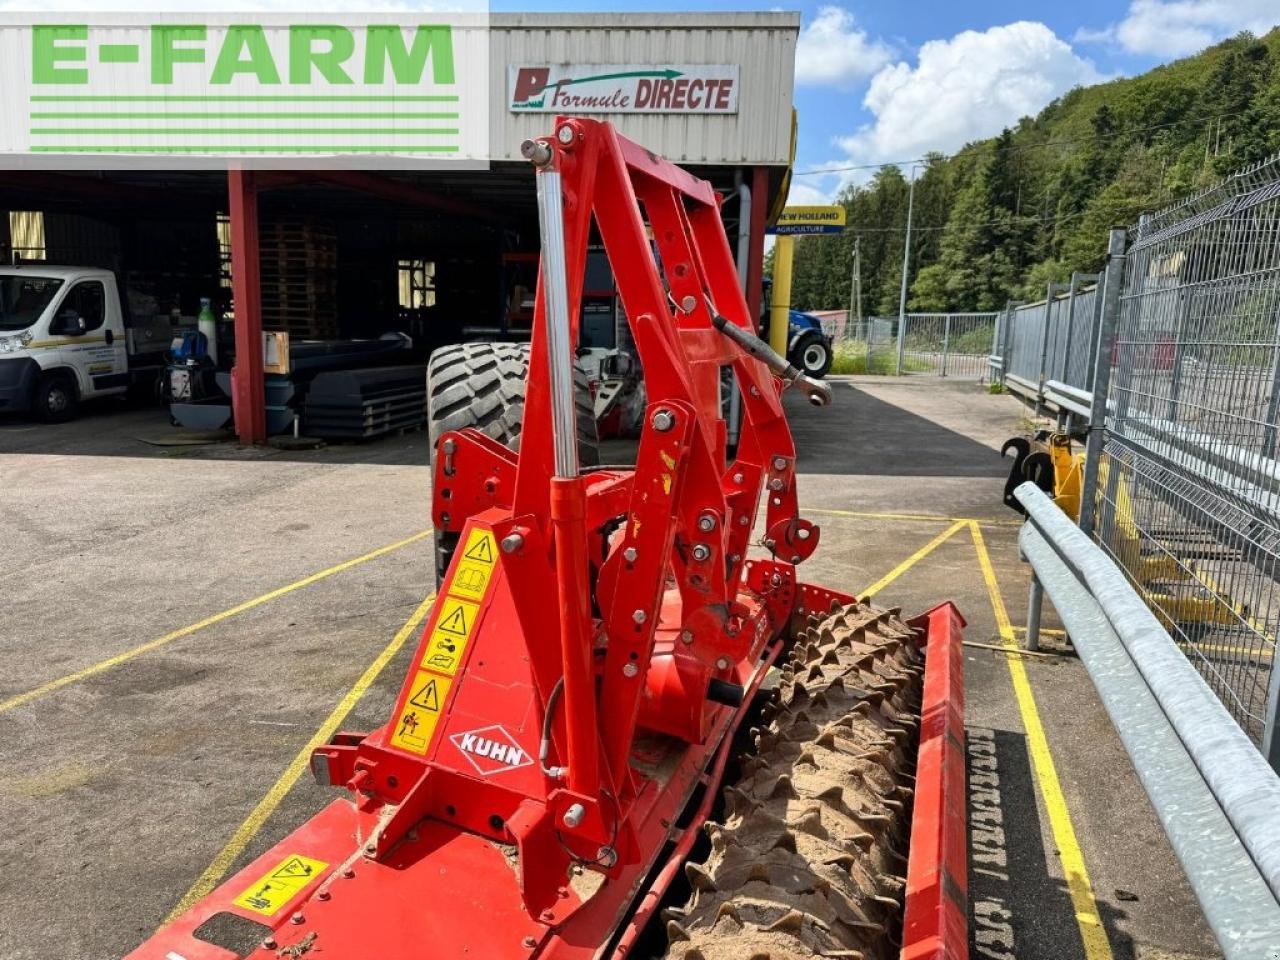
[848,235,862,335]
[895,168,917,375]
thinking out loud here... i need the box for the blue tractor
[760,279,834,378]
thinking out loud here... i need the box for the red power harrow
[130,118,967,960]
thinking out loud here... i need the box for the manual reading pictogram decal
[447,528,498,601]
[390,670,453,754]
[233,854,328,916]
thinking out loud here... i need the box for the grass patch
[830,340,935,375]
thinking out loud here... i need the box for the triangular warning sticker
[464,537,494,564]
[438,606,469,636]
[271,857,313,879]
[410,679,440,712]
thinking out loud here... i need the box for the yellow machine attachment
[1002,430,1245,631]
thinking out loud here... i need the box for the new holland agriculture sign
[509,64,739,114]
[0,14,489,168]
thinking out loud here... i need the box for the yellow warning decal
[233,854,328,916]
[390,670,453,754]
[447,528,498,602]
[417,596,479,676]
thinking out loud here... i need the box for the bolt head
[716,657,730,670]
[691,544,711,562]
[622,546,638,563]
[768,478,784,491]
[738,516,749,526]
[501,532,524,554]
[556,123,575,144]
[523,935,538,949]
[680,629,694,644]
[441,438,456,454]
[317,889,331,901]
[596,846,618,868]
[632,609,647,624]
[563,802,586,827]
[622,662,639,678]
[261,939,277,950]
[291,912,305,925]
[651,409,676,432]
[697,513,717,531]
[773,457,787,471]
[733,472,744,484]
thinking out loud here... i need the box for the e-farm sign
[0,14,489,168]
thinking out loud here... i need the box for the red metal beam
[902,601,970,960]
[228,169,266,445]
[746,165,768,331]
[310,170,500,222]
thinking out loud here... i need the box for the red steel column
[228,169,266,444]
[746,165,768,331]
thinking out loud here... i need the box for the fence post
[1025,574,1043,652]
[941,314,951,377]
[1265,655,1280,773]
[1078,228,1127,535]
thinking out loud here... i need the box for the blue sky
[494,0,1280,202]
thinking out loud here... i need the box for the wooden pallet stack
[260,219,338,340]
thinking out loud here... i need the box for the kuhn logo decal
[451,725,533,776]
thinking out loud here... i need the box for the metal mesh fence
[995,277,1102,400]
[1091,155,1280,751]
[825,312,997,378]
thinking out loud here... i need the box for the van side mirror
[52,310,86,336]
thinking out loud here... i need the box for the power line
[794,108,1250,178]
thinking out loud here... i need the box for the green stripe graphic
[30,95,460,103]
[32,128,460,136]
[31,112,459,120]
[29,145,461,154]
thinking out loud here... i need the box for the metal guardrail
[1017,481,1280,960]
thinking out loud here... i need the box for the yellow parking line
[859,519,968,598]
[163,591,437,923]
[970,521,1115,960]
[0,530,431,716]
[808,506,1021,526]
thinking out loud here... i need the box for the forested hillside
[787,29,1280,314]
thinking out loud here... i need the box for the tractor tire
[790,331,833,379]
[664,602,923,960]
[426,341,600,584]
[33,371,80,423]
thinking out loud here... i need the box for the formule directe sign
[767,205,847,236]
[0,14,490,169]
[509,64,738,114]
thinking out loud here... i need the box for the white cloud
[831,21,1103,182]
[794,5,894,90]
[784,181,834,206]
[1079,0,1278,57]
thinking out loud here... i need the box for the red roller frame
[903,602,970,960]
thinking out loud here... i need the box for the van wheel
[34,372,79,423]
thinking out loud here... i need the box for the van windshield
[0,275,64,332]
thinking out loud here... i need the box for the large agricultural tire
[664,602,923,960]
[426,341,600,584]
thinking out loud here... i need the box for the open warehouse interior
[0,12,797,445]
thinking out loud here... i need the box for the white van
[0,266,171,421]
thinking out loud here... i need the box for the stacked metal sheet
[302,365,427,440]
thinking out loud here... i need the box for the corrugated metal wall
[490,13,798,165]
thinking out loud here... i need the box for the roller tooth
[661,906,688,922]
[788,806,824,838]
[796,748,817,767]
[791,680,809,702]
[748,862,771,882]
[806,664,825,683]
[804,643,823,664]
[821,647,841,665]
[666,920,691,942]
[764,908,807,933]
[815,784,843,804]
[682,950,707,960]
[771,830,798,853]
[815,729,837,750]
[768,774,798,799]
[812,690,829,709]
[704,822,727,852]
[685,862,717,892]
[872,894,901,911]
[714,901,742,926]
[822,852,857,869]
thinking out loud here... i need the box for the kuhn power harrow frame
[131,118,966,960]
